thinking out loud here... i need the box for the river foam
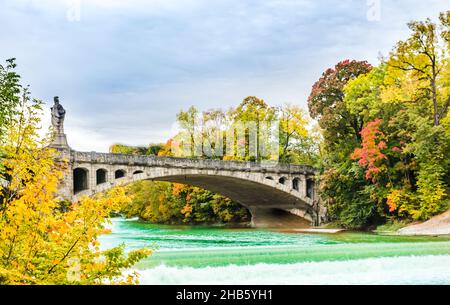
[136,254,450,285]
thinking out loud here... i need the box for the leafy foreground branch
[0,59,150,285]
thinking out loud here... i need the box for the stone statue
[50,96,69,148]
[51,96,66,134]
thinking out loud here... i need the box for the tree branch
[47,236,81,275]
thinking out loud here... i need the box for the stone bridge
[50,99,324,227]
[55,149,323,227]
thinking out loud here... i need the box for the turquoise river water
[99,218,450,285]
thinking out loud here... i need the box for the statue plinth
[50,133,69,149]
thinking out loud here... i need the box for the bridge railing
[68,150,317,175]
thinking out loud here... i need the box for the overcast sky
[1,0,448,152]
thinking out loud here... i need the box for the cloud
[1,0,448,152]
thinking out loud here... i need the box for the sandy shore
[398,209,450,236]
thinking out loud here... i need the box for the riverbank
[118,207,450,235]
[397,209,450,236]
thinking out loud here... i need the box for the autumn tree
[176,106,199,157]
[121,180,250,225]
[334,12,450,224]
[307,60,377,228]
[308,60,373,153]
[228,96,277,161]
[0,60,150,284]
[279,104,319,166]
[388,13,450,126]
[110,143,163,155]
[201,109,227,159]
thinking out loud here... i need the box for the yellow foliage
[172,183,185,196]
[280,104,309,139]
[180,203,193,218]
[0,97,150,284]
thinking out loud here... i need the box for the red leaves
[308,60,372,120]
[351,119,387,182]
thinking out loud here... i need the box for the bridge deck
[68,151,317,175]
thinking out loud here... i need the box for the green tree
[0,58,21,142]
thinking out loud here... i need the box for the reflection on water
[98,218,450,285]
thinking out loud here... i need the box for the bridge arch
[292,177,300,191]
[73,167,89,194]
[96,168,108,185]
[114,169,126,179]
[306,178,315,199]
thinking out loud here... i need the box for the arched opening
[115,169,126,179]
[96,169,107,185]
[154,174,313,225]
[73,168,89,194]
[278,177,286,185]
[306,179,315,199]
[133,170,144,175]
[292,178,300,191]
[265,176,274,180]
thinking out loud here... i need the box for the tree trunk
[431,77,439,126]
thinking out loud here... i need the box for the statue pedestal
[50,133,69,149]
